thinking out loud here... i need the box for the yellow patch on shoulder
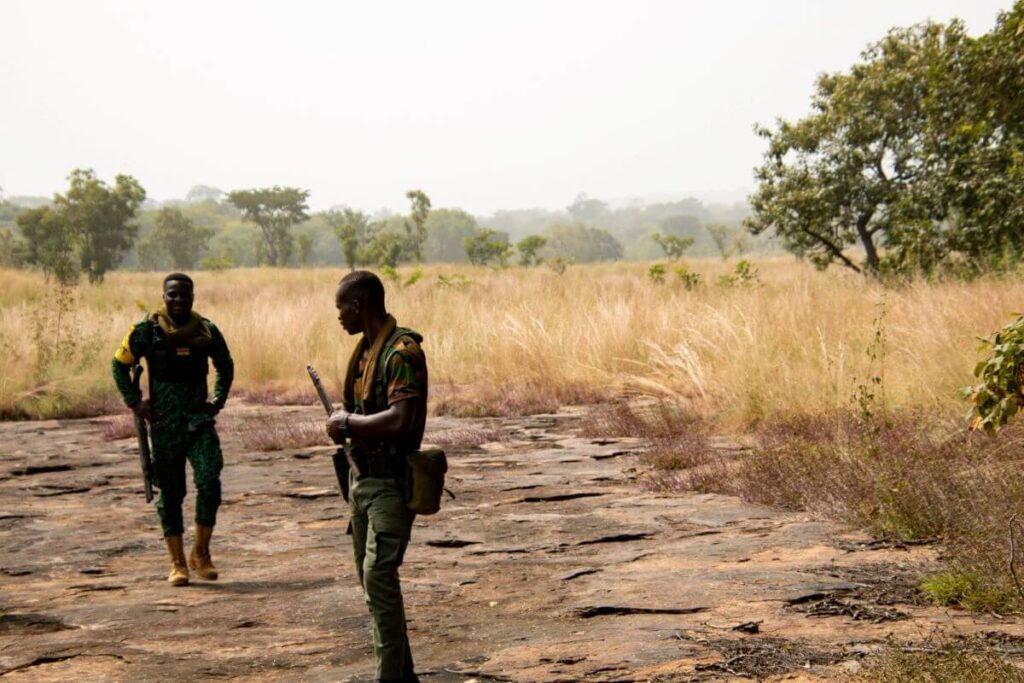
[175,347,191,356]
[113,328,135,365]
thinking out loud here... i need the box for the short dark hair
[338,270,385,312]
[164,272,194,289]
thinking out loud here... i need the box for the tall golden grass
[0,260,1019,421]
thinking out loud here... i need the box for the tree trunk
[855,209,880,273]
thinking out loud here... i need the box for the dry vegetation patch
[221,414,329,451]
[585,400,1024,613]
[685,634,846,678]
[856,637,1024,682]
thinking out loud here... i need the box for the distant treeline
[0,179,762,280]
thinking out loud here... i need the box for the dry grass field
[1,258,1020,422]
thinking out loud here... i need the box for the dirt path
[1,406,1022,681]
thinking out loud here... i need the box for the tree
[464,228,512,266]
[18,206,80,284]
[138,207,214,270]
[567,193,609,224]
[58,170,146,282]
[0,228,27,267]
[919,5,1024,274]
[544,222,623,263]
[365,230,405,269]
[404,189,431,262]
[295,233,315,265]
[424,208,479,262]
[706,224,733,259]
[658,214,702,238]
[746,22,968,275]
[327,208,372,270]
[18,170,145,283]
[185,185,225,203]
[516,235,547,266]
[227,186,309,266]
[652,232,695,260]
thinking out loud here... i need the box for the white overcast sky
[0,1,1011,213]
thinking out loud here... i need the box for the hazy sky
[0,1,1011,213]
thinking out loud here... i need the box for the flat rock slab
[1,405,1020,681]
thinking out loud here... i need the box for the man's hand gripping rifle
[307,365,361,501]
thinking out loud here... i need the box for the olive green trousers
[153,423,223,538]
[348,473,417,682]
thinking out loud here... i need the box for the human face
[335,285,362,335]
[163,280,194,321]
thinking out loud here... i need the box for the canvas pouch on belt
[404,448,447,515]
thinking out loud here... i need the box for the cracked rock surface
[1,405,1021,681]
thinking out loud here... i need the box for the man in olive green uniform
[327,270,427,683]
[112,273,234,586]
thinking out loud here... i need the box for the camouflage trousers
[152,421,223,537]
[348,472,417,682]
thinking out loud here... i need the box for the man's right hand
[131,399,151,422]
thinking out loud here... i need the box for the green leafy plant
[199,251,233,271]
[717,259,760,287]
[674,265,701,290]
[647,263,666,284]
[434,273,471,289]
[403,267,423,287]
[963,314,1024,435]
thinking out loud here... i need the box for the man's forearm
[112,359,141,406]
[211,356,234,408]
[347,402,416,439]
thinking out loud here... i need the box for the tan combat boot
[189,524,219,581]
[164,536,189,586]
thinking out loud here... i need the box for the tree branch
[799,223,862,273]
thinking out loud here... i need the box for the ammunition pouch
[404,448,447,516]
[351,441,448,515]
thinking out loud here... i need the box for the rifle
[130,365,155,503]
[306,365,362,500]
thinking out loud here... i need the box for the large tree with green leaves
[19,169,145,283]
[748,9,1024,277]
[746,23,965,275]
[227,186,309,266]
[63,170,146,282]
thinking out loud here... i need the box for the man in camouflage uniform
[112,273,234,586]
[327,270,428,683]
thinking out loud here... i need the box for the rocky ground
[2,404,1023,682]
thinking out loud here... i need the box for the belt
[354,456,406,479]
[351,442,406,479]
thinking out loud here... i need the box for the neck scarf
[344,314,397,409]
[153,307,213,347]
